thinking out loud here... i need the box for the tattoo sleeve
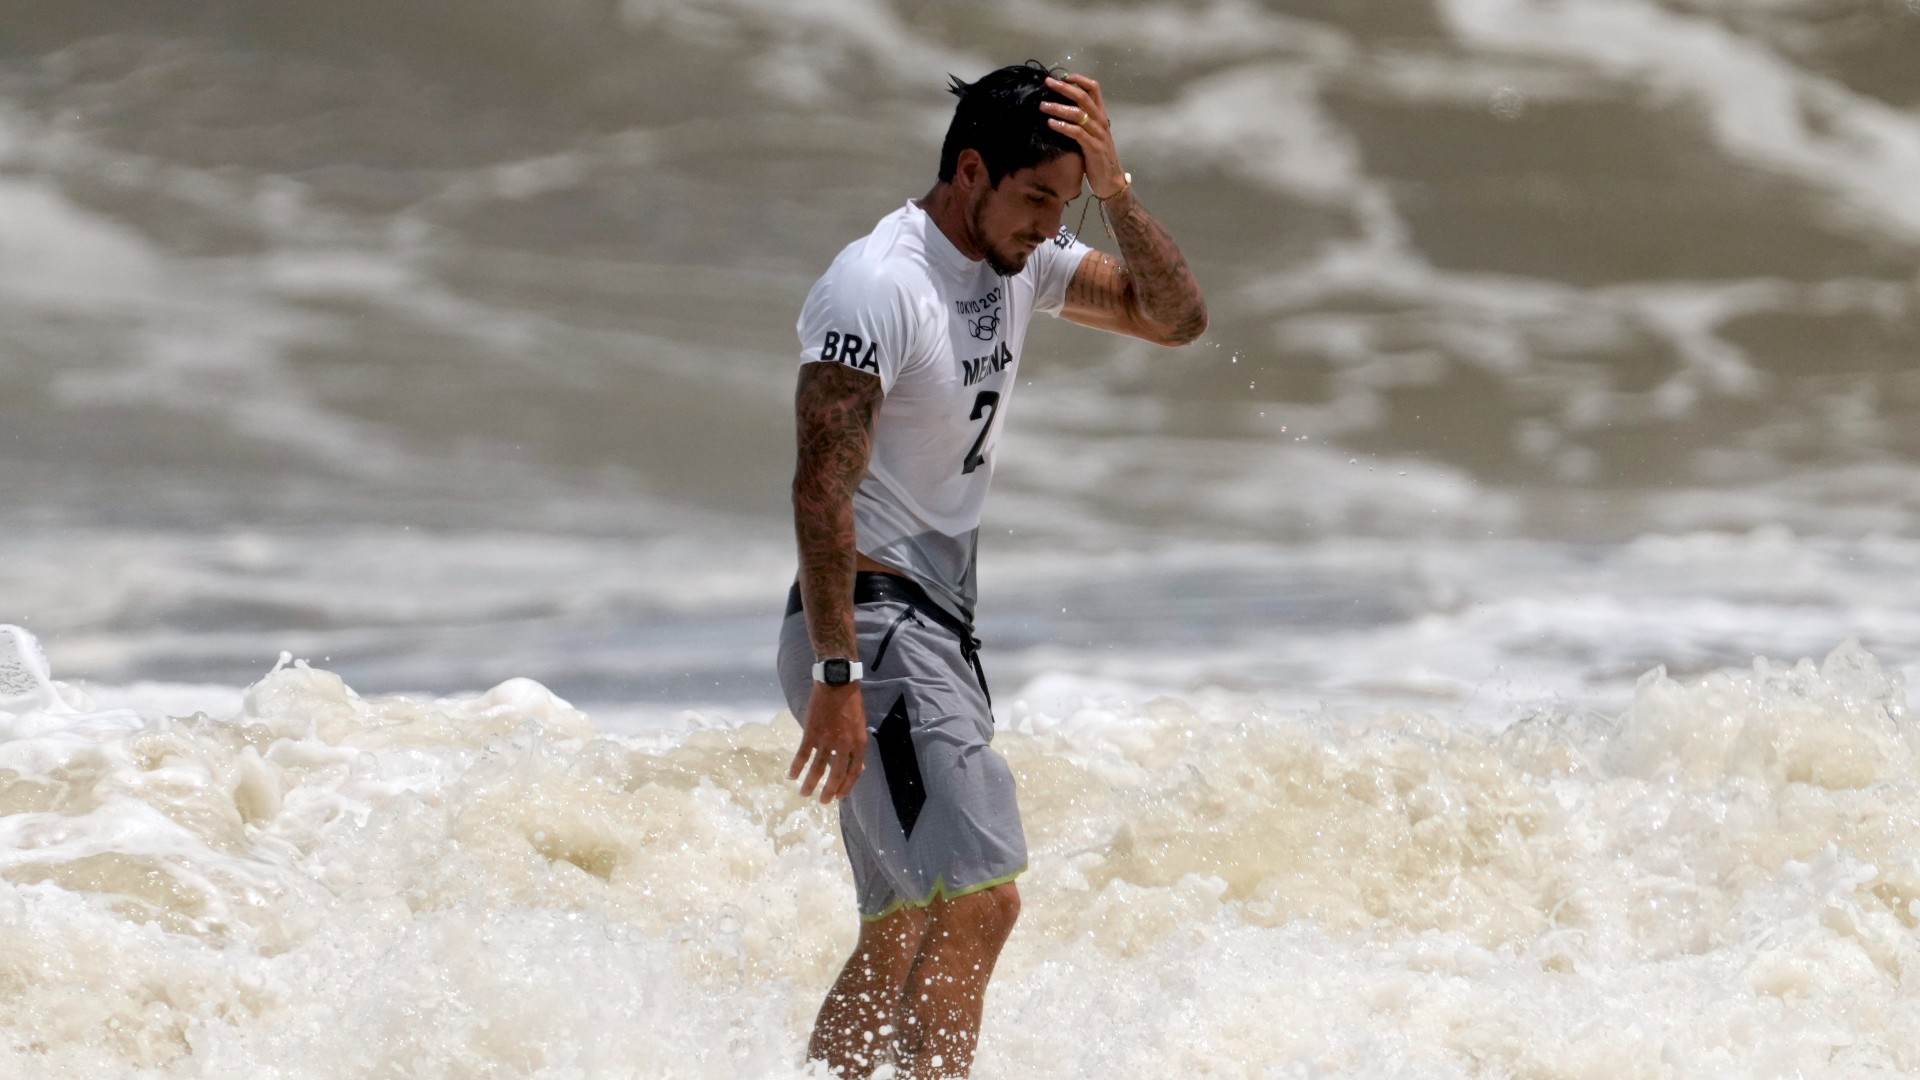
[1070,188,1209,345]
[792,361,883,659]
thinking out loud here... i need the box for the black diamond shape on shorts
[876,695,926,840]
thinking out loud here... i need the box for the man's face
[966,152,1085,276]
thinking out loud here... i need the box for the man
[775,61,1207,1078]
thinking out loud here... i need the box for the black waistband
[786,571,975,642]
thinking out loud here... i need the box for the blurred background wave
[4,0,1920,716]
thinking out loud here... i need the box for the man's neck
[916,183,984,262]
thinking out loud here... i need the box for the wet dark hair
[937,60,1082,186]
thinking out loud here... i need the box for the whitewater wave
[2,625,1915,1076]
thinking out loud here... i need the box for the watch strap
[811,658,864,684]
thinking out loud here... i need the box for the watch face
[822,658,851,685]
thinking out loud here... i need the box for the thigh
[775,598,925,725]
[857,617,1026,897]
[775,608,814,720]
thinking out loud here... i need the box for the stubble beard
[969,188,1029,277]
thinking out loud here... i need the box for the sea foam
[1,626,1915,1076]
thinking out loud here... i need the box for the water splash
[2,627,1915,1075]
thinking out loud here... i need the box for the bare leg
[809,905,930,1077]
[896,883,1021,1079]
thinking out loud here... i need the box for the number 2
[960,390,1000,475]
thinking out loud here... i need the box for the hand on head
[1040,73,1129,200]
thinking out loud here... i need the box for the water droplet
[1348,458,1357,465]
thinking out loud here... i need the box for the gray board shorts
[777,571,1027,921]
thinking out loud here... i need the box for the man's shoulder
[818,223,939,306]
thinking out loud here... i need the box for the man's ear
[954,148,990,193]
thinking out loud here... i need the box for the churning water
[5,0,1920,1073]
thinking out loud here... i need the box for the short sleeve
[795,259,922,395]
[1027,224,1095,318]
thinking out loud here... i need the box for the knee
[985,882,1020,934]
[949,882,1019,944]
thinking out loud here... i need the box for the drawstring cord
[960,633,991,708]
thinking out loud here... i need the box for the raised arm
[1041,73,1208,347]
[788,360,883,803]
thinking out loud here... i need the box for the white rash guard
[796,198,1093,622]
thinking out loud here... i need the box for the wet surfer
[776,61,1207,1079]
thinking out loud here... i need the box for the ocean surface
[3,0,1919,1075]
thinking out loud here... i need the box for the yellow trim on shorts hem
[860,866,1027,923]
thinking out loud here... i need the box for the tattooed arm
[787,360,883,803]
[1062,193,1209,346]
[1041,72,1209,347]
[792,361,882,659]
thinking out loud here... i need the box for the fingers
[828,751,865,803]
[792,689,868,803]
[1044,74,1093,108]
[1040,100,1100,130]
[799,743,833,798]
[1062,73,1107,120]
[1044,76,1104,126]
[819,744,864,803]
[793,739,866,802]
[819,754,846,804]
[1046,118,1086,144]
[810,749,840,799]
[1045,117,1109,157]
[1063,72,1103,106]
[1043,109,1095,140]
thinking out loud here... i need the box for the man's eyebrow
[1029,182,1064,200]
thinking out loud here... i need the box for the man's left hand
[1042,73,1128,200]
